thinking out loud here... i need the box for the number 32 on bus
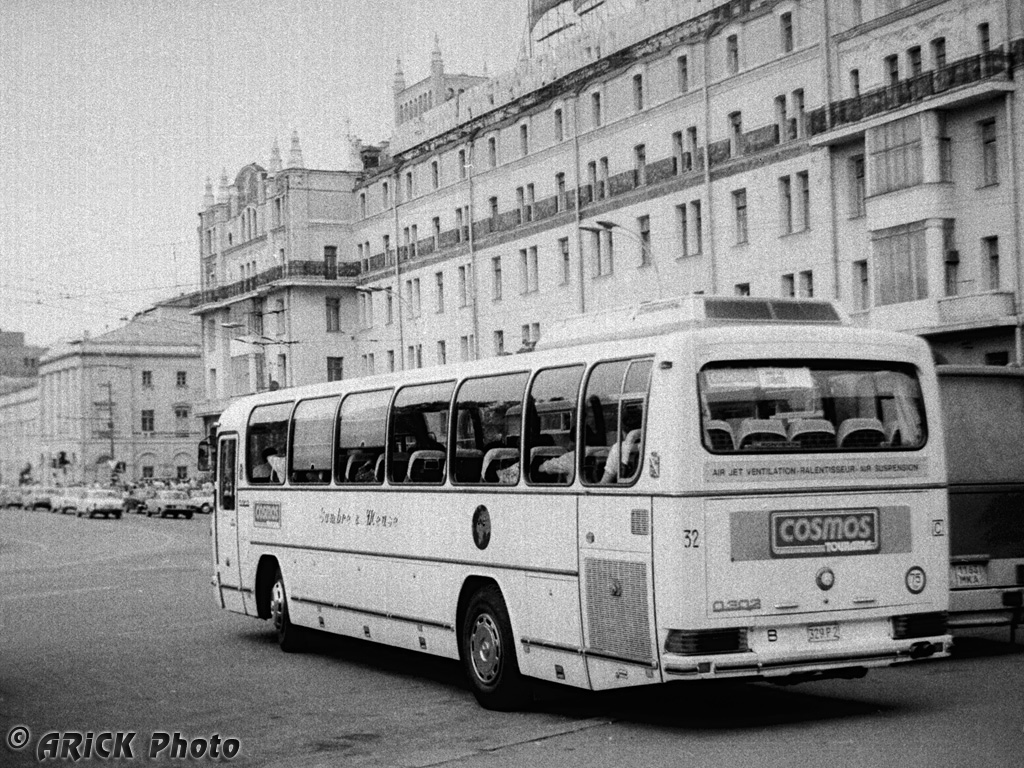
[204,296,952,710]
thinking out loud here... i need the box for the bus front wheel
[270,568,304,652]
[460,585,530,711]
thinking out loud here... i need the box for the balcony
[813,49,1012,140]
[198,260,360,307]
[937,291,1017,328]
[851,291,1017,335]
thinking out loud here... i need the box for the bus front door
[578,495,659,690]
[214,435,244,613]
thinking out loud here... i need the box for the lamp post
[579,219,662,298]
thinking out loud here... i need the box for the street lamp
[579,219,662,298]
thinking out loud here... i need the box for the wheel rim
[469,613,502,685]
[270,579,286,633]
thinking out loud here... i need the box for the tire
[114,513,122,520]
[269,568,306,652]
[460,585,531,711]
[185,512,193,520]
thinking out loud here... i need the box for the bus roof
[535,295,847,351]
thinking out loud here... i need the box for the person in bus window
[252,447,281,482]
[601,408,644,484]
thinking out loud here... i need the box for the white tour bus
[208,296,951,709]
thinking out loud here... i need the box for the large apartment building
[193,0,1024,425]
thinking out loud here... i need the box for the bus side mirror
[198,439,215,472]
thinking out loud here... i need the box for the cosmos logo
[770,509,879,557]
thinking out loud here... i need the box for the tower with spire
[391,36,488,129]
[286,129,304,169]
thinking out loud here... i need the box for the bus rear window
[699,360,926,453]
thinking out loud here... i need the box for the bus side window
[388,381,454,484]
[524,365,584,486]
[289,396,339,484]
[452,372,529,485]
[335,389,391,485]
[582,358,651,486]
[247,402,292,484]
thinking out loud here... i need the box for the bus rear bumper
[661,635,952,682]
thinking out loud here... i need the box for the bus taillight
[664,628,749,655]
[891,612,948,640]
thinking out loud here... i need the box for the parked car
[188,489,214,514]
[121,486,154,514]
[0,485,21,508]
[52,486,86,514]
[26,486,56,511]
[146,489,194,519]
[75,489,124,519]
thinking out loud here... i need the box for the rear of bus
[654,320,952,682]
[938,366,1024,634]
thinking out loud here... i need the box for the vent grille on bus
[584,558,652,662]
[664,628,750,655]
[892,612,948,640]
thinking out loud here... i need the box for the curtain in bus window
[388,381,454,484]
[582,357,652,486]
[336,389,391,484]
[453,372,529,485]
[289,396,339,484]
[525,365,584,485]
[247,402,292,484]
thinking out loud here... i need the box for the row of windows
[356,9,808,223]
[141,370,189,388]
[733,226,1002,313]
[341,324,540,381]
[851,23,997,98]
[245,356,652,489]
[132,407,192,435]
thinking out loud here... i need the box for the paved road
[1,507,1022,767]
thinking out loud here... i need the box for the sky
[0,0,526,348]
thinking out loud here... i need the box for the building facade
[193,133,363,434]
[37,301,203,485]
[195,0,1024,422]
[0,382,39,487]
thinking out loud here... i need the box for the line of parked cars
[2,484,214,520]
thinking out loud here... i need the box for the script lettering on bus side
[318,508,399,529]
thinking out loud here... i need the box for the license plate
[807,623,841,643]
[952,563,988,588]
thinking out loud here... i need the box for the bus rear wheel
[269,568,305,652]
[460,585,530,711]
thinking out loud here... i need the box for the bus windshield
[700,360,926,453]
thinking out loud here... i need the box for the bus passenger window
[524,365,584,486]
[335,389,391,485]
[247,402,292,484]
[289,396,339,484]
[452,372,529,485]
[582,358,652,486]
[388,381,454,484]
[699,362,927,454]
